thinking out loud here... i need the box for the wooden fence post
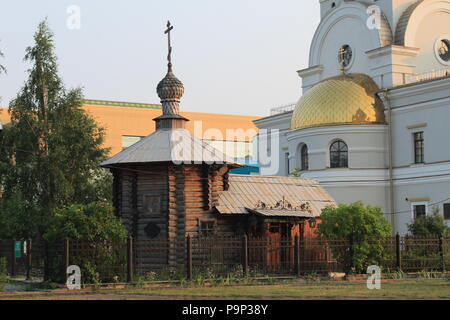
[294,235,300,277]
[127,236,133,283]
[395,233,402,271]
[186,235,192,281]
[63,238,69,283]
[10,239,16,277]
[242,234,248,277]
[439,236,446,273]
[26,239,32,280]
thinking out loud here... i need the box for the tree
[318,201,392,273]
[44,202,127,243]
[407,207,450,237]
[0,20,110,238]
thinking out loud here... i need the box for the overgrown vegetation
[317,201,393,273]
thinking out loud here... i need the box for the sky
[0,0,320,116]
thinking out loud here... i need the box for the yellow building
[0,99,260,162]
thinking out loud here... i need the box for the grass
[107,279,450,299]
[1,279,450,300]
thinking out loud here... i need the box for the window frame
[411,201,428,221]
[329,140,348,168]
[285,152,290,176]
[300,144,309,171]
[413,131,424,164]
[444,203,450,221]
[199,219,216,237]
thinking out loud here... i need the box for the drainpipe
[378,89,396,234]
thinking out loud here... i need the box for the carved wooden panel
[143,195,162,216]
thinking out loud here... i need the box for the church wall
[403,10,450,75]
[389,77,450,167]
[320,182,390,217]
[394,179,450,234]
[287,125,388,170]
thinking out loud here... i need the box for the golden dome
[290,73,386,130]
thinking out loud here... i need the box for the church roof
[395,0,424,45]
[101,128,239,167]
[215,175,336,217]
[290,73,386,130]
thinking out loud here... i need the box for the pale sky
[0,0,320,116]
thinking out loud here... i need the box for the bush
[407,208,450,237]
[44,202,128,284]
[317,201,392,273]
[0,257,7,291]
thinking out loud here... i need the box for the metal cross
[164,21,174,67]
[338,46,346,74]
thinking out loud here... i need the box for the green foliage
[43,203,127,284]
[44,202,127,242]
[0,257,7,281]
[0,192,42,239]
[0,20,110,238]
[407,208,450,237]
[317,201,392,273]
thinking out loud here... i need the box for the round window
[435,38,450,65]
[338,45,353,68]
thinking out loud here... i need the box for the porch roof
[215,175,336,217]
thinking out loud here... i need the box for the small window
[301,145,309,171]
[269,224,280,234]
[413,204,426,220]
[330,140,348,168]
[200,220,215,237]
[413,132,424,164]
[444,203,450,220]
[437,39,450,62]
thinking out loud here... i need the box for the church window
[285,152,290,175]
[444,203,450,220]
[412,203,427,220]
[301,144,309,171]
[330,140,348,168]
[436,39,450,63]
[413,132,424,164]
[338,45,352,68]
[199,220,215,237]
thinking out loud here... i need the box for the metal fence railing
[0,235,448,284]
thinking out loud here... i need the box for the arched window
[301,144,309,171]
[330,140,348,168]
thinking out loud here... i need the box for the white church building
[254,0,450,234]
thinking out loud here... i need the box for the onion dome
[157,67,184,102]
